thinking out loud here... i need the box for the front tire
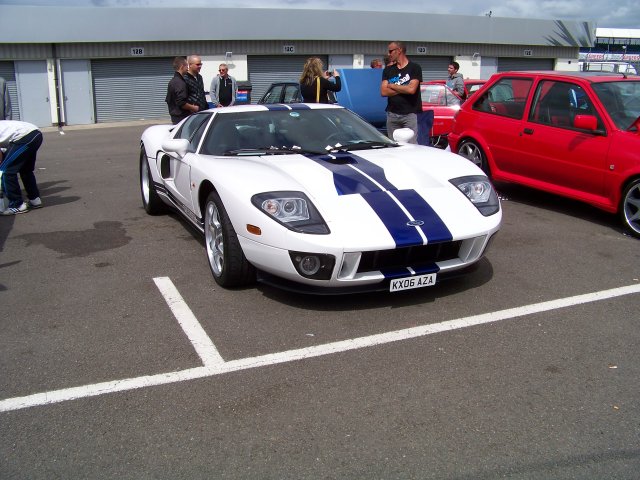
[620,178,640,238]
[458,140,490,176]
[140,146,167,215]
[204,191,256,287]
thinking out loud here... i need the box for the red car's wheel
[621,178,640,238]
[458,140,490,176]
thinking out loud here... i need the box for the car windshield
[200,107,395,156]
[592,81,640,130]
[421,84,461,106]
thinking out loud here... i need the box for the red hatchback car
[449,71,640,237]
[420,80,485,146]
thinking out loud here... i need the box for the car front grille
[357,241,462,273]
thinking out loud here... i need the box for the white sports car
[140,104,501,293]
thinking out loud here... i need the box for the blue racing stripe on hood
[263,104,293,111]
[289,103,312,109]
[306,152,451,245]
[341,153,396,191]
[306,152,395,195]
[361,191,424,247]
[390,189,453,243]
[308,156,382,195]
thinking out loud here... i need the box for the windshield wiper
[329,141,398,152]
[223,148,270,156]
[223,146,325,156]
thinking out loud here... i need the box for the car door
[421,83,461,136]
[260,84,285,104]
[282,84,301,103]
[517,79,609,198]
[162,113,211,211]
[470,76,534,175]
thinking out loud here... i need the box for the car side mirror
[392,128,415,144]
[162,138,190,157]
[573,114,598,131]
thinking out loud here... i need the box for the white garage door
[92,58,173,123]
[0,61,19,120]
[412,57,451,81]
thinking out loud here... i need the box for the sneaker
[1,202,29,215]
[28,197,43,209]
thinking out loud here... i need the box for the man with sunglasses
[380,41,423,143]
[184,54,209,112]
[210,63,237,107]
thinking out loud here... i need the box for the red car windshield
[421,84,461,106]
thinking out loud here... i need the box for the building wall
[0,40,580,62]
[0,6,588,126]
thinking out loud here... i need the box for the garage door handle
[523,128,534,135]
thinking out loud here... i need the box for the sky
[0,0,638,29]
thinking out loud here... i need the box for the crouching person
[0,120,43,215]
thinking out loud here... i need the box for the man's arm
[230,77,237,106]
[177,82,199,113]
[380,80,398,97]
[209,77,219,105]
[453,77,465,96]
[386,79,420,95]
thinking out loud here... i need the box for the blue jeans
[386,112,418,144]
[0,130,42,208]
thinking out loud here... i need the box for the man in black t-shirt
[381,41,423,143]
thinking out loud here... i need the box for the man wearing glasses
[184,54,209,112]
[210,63,237,107]
[380,41,423,143]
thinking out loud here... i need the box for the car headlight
[449,175,500,216]
[252,191,330,234]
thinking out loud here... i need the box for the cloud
[487,0,639,27]
[1,0,639,27]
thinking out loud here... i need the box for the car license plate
[389,273,436,292]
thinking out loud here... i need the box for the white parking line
[1,282,639,413]
[153,277,224,367]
